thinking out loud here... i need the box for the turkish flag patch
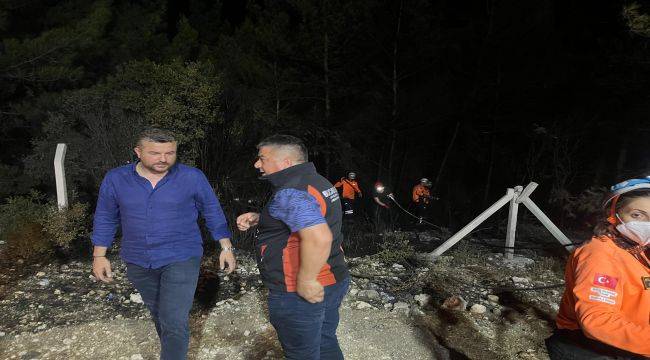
[593,273,618,290]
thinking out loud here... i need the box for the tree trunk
[432,121,460,194]
[615,135,629,180]
[322,0,331,177]
[387,0,403,184]
[274,60,280,123]
[482,130,496,207]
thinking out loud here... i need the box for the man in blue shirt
[91,128,235,360]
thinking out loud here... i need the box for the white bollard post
[505,186,523,259]
[54,143,68,210]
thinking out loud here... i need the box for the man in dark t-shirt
[373,181,394,230]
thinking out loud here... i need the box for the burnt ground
[0,229,568,360]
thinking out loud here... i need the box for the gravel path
[0,291,444,360]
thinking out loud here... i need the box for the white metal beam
[427,188,515,259]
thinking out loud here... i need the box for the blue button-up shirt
[91,162,232,268]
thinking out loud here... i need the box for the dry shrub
[0,192,51,262]
[373,232,415,264]
[42,202,89,249]
[5,222,51,261]
[0,191,90,263]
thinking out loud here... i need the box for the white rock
[62,338,73,345]
[354,301,374,310]
[487,294,499,303]
[503,255,535,267]
[393,302,410,311]
[357,290,380,300]
[244,330,251,337]
[38,279,49,286]
[414,294,431,307]
[36,272,46,277]
[0,331,5,337]
[349,288,359,296]
[410,307,425,316]
[470,304,487,314]
[130,293,143,304]
[392,263,405,271]
[392,302,411,315]
[511,276,530,285]
[130,355,144,360]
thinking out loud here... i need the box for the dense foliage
[1,0,648,234]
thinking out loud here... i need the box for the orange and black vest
[255,162,349,292]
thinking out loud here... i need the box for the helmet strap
[607,196,619,225]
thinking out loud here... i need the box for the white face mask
[616,215,650,246]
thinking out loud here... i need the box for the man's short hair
[137,128,176,146]
[257,134,308,163]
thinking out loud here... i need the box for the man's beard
[142,161,174,174]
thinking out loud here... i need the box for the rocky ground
[0,230,568,360]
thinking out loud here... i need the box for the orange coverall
[555,235,650,356]
[334,178,362,200]
[412,183,431,203]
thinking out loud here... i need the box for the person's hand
[92,257,113,283]
[297,279,324,303]
[219,249,236,274]
[236,212,260,231]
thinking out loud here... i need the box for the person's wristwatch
[221,247,235,253]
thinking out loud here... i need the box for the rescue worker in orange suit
[546,176,650,360]
[334,172,362,218]
[412,178,433,224]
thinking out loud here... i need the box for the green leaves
[26,60,225,188]
[0,0,111,90]
[623,3,650,38]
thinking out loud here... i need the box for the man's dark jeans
[545,329,646,360]
[126,256,201,360]
[268,277,350,360]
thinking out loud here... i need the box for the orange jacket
[556,235,650,356]
[412,184,431,203]
[334,178,362,199]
